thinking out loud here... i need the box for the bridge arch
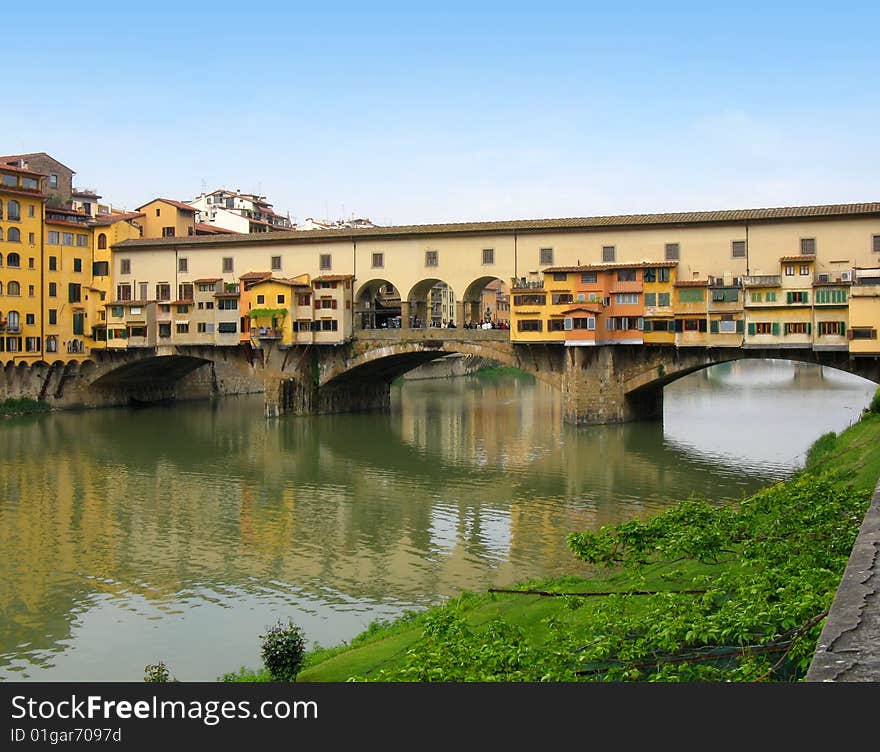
[90,353,213,389]
[461,275,508,328]
[354,277,403,330]
[406,278,457,329]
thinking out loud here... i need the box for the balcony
[67,340,85,354]
[252,327,283,339]
[742,275,781,287]
[511,279,544,290]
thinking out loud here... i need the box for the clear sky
[5,1,879,225]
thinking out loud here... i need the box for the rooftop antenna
[200,178,206,195]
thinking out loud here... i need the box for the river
[0,359,874,680]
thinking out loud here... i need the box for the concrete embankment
[806,478,880,681]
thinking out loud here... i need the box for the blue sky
[5,2,879,224]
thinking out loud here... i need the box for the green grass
[802,411,880,492]
[0,397,50,416]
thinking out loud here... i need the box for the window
[784,322,810,335]
[67,283,81,303]
[48,282,57,297]
[48,231,60,245]
[256,294,265,304]
[799,265,810,276]
[784,265,795,276]
[513,294,546,305]
[320,254,332,270]
[819,321,845,336]
[176,305,189,314]
[161,226,175,238]
[156,283,171,301]
[424,250,438,267]
[110,306,125,318]
[138,282,148,301]
[28,233,34,244]
[644,293,656,306]
[800,238,816,255]
[178,257,188,273]
[276,294,285,304]
[850,327,877,340]
[25,337,40,352]
[665,243,680,261]
[271,256,282,271]
[371,252,384,268]
[8,200,20,220]
[176,323,190,334]
[7,228,20,242]
[25,313,34,326]
[28,204,35,217]
[297,294,310,306]
[873,235,880,253]
[98,233,107,250]
[50,174,58,189]
[92,261,109,276]
[76,234,88,247]
[732,240,746,258]
[62,232,74,246]
[6,281,20,295]
[222,257,234,273]
[615,293,639,305]
[318,298,337,309]
[116,284,132,301]
[787,291,809,304]
[539,248,553,265]
[678,288,705,303]
[766,291,777,302]
[176,283,193,301]
[482,248,494,265]
[217,298,238,310]
[602,246,616,263]
[751,291,763,303]
[218,321,237,333]
[73,258,82,273]
[155,208,161,216]
[72,312,84,335]
[48,309,57,325]
[28,285,34,297]
[7,252,20,268]
[815,288,847,304]
[6,311,19,331]
[120,258,131,274]
[657,292,670,306]
[551,293,573,305]
[159,323,171,338]
[617,269,636,282]
[711,288,738,303]
[319,319,339,332]
[46,336,57,352]
[517,319,542,332]
[581,272,597,284]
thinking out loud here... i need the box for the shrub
[144,661,173,682]
[260,619,307,682]
[869,387,880,415]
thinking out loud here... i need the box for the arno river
[0,360,875,681]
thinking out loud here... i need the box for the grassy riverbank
[222,404,880,683]
[0,397,50,417]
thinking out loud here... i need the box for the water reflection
[0,360,874,680]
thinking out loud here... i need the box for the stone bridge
[3,333,879,424]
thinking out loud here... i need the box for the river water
[0,359,874,681]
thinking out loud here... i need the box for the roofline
[112,201,880,251]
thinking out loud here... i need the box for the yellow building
[0,162,45,364]
[43,207,92,360]
[707,276,745,347]
[848,267,880,355]
[642,264,677,344]
[672,280,709,346]
[135,198,197,239]
[88,211,143,349]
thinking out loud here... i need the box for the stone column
[455,301,465,328]
[561,345,663,425]
[400,301,411,329]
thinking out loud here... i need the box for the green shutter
[748,322,756,336]
[803,292,809,304]
[772,322,780,336]
[786,291,793,304]
[840,321,846,336]
[807,322,812,335]
[736,319,744,334]
[710,319,719,333]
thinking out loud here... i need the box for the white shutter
[563,317,573,331]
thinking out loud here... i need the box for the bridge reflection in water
[0,360,874,680]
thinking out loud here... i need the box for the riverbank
[221,403,880,682]
[0,397,50,417]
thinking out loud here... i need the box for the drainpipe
[745,221,750,276]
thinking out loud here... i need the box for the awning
[174,320,189,325]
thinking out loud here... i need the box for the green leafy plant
[260,619,307,682]
[144,661,175,682]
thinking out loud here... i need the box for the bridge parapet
[354,328,510,342]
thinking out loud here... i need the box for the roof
[0,152,76,174]
[780,255,815,263]
[93,211,145,226]
[136,197,197,213]
[544,261,680,273]
[312,274,354,282]
[249,276,309,289]
[0,162,47,177]
[113,201,880,250]
[674,280,710,287]
[562,305,603,315]
[195,222,239,235]
[239,271,273,281]
[194,277,222,284]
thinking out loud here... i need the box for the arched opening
[6,252,20,267]
[355,278,403,329]
[7,200,19,221]
[406,278,457,329]
[461,275,510,330]
[98,233,107,250]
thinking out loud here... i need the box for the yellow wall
[849,286,880,354]
[43,220,92,360]
[137,200,195,239]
